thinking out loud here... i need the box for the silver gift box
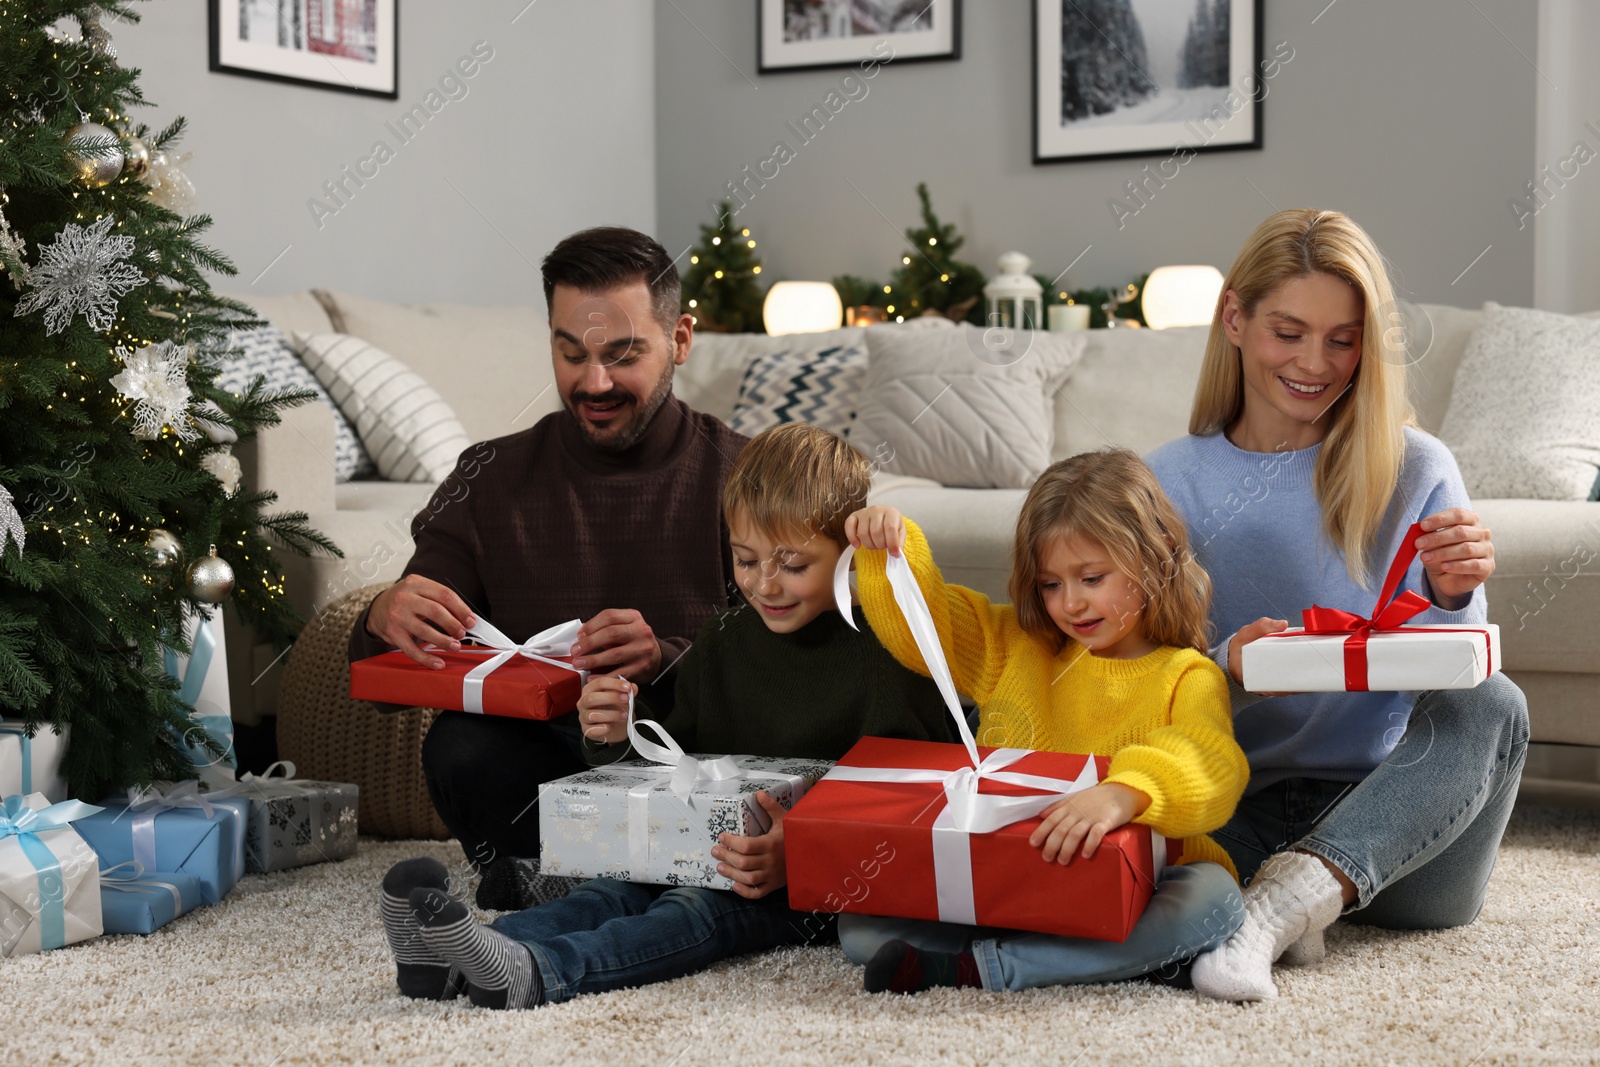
[241,780,359,873]
[539,755,834,890]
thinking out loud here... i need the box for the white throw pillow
[1438,302,1600,500]
[290,332,471,483]
[848,324,1086,489]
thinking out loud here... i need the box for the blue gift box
[73,788,248,906]
[99,866,205,935]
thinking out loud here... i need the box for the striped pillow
[290,332,471,483]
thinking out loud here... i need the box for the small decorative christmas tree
[0,1,338,798]
[681,203,766,333]
[886,183,986,324]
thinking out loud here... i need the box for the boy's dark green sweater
[592,601,951,763]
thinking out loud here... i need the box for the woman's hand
[1228,616,1289,688]
[1416,508,1494,609]
[844,505,906,556]
[577,675,635,744]
[1029,782,1149,863]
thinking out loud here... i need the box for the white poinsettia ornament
[0,482,23,556]
[110,341,198,441]
[13,214,144,334]
[200,448,242,496]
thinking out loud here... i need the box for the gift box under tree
[72,784,248,906]
[98,862,204,936]
[235,762,359,873]
[0,719,68,804]
[166,606,237,790]
[0,794,104,957]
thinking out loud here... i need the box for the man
[348,227,747,909]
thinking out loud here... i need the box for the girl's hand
[712,791,788,899]
[844,505,907,557]
[1029,782,1148,863]
[577,675,635,744]
[1416,508,1494,609]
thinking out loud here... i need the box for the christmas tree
[0,2,337,799]
[680,202,766,333]
[885,183,986,325]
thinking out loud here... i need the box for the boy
[377,423,951,1008]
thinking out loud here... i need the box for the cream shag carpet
[6,803,1597,1067]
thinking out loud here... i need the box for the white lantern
[1142,265,1225,330]
[984,252,1044,330]
[763,281,843,335]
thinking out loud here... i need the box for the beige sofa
[226,289,1600,796]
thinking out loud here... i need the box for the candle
[1049,303,1091,332]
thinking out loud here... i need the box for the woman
[1146,209,1529,1002]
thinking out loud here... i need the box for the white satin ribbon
[830,545,1158,925]
[426,618,586,714]
[99,860,185,913]
[122,781,246,882]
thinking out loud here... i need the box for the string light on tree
[680,200,766,333]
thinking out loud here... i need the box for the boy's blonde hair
[1190,208,1413,585]
[1008,449,1212,654]
[722,423,872,548]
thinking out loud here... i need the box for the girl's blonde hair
[1008,449,1211,655]
[1190,208,1413,584]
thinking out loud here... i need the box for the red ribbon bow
[1295,522,1431,691]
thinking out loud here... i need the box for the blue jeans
[837,862,1244,990]
[1216,674,1530,927]
[489,878,827,1004]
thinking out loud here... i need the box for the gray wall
[655,0,1538,310]
[115,0,656,308]
[1535,0,1600,312]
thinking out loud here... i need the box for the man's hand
[1417,507,1495,608]
[364,575,477,669]
[712,791,788,899]
[572,608,662,680]
[844,505,906,557]
[1029,782,1149,864]
[577,675,635,744]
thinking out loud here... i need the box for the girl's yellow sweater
[856,520,1249,881]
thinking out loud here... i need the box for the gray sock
[380,857,465,1000]
[410,886,540,1009]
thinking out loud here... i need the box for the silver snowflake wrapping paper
[242,780,359,873]
[539,756,834,889]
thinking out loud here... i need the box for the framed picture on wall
[1033,0,1266,164]
[759,0,961,73]
[209,0,399,99]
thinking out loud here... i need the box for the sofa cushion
[849,325,1085,489]
[291,333,471,484]
[318,290,557,444]
[677,327,866,423]
[1476,499,1600,674]
[1407,303,1482,435]
[1054,325,1207,460]
[213,324,373,482]
[222,290,333,337]
[728,338,867,438]
[1439,303,1600,500]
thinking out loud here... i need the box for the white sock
[1192,851,1343,1002]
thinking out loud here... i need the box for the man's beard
[569,361,675,453]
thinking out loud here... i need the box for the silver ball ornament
[121,134,151,180]
[64,122,124,188]
[186,544,235,603]
[146,528,183,569]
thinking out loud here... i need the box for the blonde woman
[1147,209,1528,1001]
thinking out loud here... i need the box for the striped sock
[380,857,465,1000]
[410,886,540,1010]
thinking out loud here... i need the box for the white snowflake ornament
[110,341,198,441]
[0,482,23,556]
[201,448,242,496]
[0,201,27,289]
[14,214,145,334]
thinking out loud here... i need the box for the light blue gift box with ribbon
[72,783,248,906]
[165,606,237,791]
[98,862,204,935]
[0,793,105,957]
[0,719,68,804]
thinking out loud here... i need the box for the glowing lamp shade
[763,281,843,335]
[1141,265,1225,330]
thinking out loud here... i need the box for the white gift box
[539,755,833,889]
[166,606,236,790]
[0,793,104,957]
[1242,623,1501,693]
[0,723,68,804]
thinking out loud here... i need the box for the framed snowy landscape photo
[209,0,398,99]
[1033,0,1263,164]
[760,0,961,73]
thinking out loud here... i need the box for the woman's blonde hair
[1190,208,1413,584]
[722,422,872,549]
[1008,449,1212,655]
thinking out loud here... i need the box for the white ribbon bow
[430,618,586,714]
[121,781,246,883]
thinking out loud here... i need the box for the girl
[1147,209,1526,1002]
[839,448,1250,994]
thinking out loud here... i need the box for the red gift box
[785,736,1177,942]
[349,618,585,721]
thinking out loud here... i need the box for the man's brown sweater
[347,396,748,687]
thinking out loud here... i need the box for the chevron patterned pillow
[728,340,868,438]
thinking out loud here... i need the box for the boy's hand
[577,675,635,744]
[1029,783,1149,864]
[712,791,788,899]
[845,505,906,557]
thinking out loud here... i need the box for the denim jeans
[837,862,1244,990]
[489,878,827,1004]
[1216,673,1530,928]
